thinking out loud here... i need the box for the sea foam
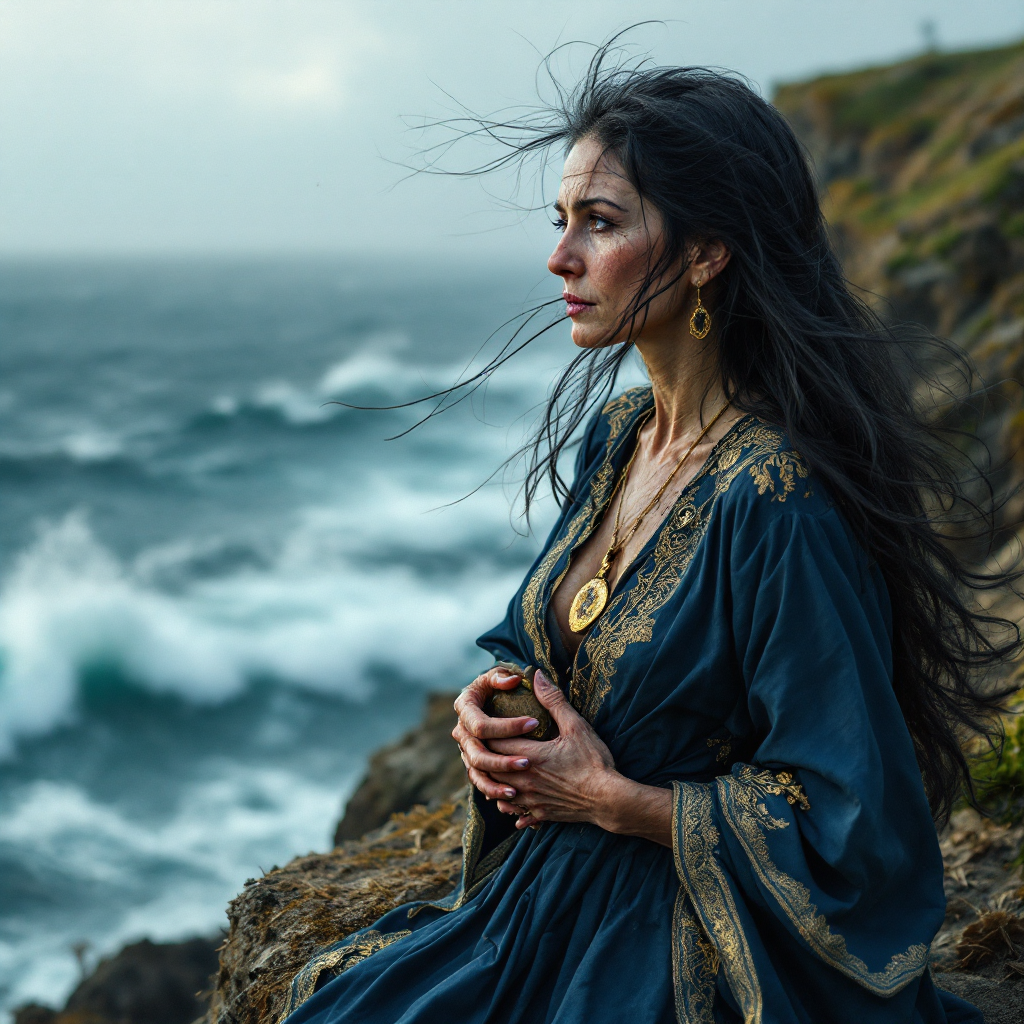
[0,490,532,758]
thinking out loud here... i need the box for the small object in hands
[485,664,558,740]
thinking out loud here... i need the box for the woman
[281,57,1015,1024]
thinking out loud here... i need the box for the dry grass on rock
[207,798,465,1024]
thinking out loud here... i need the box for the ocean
[0,257,643,1015]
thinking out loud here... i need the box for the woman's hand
[455,667,673,844]
[452,665,541,802]
[487,670,619,830]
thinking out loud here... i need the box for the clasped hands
[452,665,621,832]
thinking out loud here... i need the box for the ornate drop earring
[689,281,712,340]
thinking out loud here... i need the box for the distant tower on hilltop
[920,19,940,54]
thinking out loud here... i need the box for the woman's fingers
[466,764,517,802]
[469,707,540,740]
[486,669,524,690]
[452,666,550,805]
[488,737,542,757]
[530,669,582,732]
[453,724,530,773]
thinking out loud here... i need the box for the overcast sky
[1,0,1023,259]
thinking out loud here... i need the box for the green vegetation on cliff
[775,39,1024,361]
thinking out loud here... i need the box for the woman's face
[547,135,690,350]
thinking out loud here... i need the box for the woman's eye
[551,217,567,232]
[591,215,613,232]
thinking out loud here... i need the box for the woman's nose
[547,236,584,280]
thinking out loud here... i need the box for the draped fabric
[281,387,978,1024]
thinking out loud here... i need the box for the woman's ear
[691,239,731,285]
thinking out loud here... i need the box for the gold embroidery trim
[407,786,517,919]
[520,387,652,684]
[672,781,763,1024]
[730,765,811,811]
[279,928,412,1020]
[749,451,812,502]
[672,886,719,1024]
[717,768,928,997]
[574,419,810,723]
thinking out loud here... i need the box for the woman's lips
[563,292,595,317]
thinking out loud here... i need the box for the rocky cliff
[14,938,221,1024]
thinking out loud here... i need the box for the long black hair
[374,38,1022,820]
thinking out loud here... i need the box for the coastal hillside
[775,40,1024,526]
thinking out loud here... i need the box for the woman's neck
[634,327,729,455]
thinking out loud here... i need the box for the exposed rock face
[13,937,221,1024]
[333,694,464,844]
[774,41,1024,538]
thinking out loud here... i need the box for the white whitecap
[251,381,337,425]
[0,494,535,758]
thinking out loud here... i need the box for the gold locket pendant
[567,574,609,633]
[568,548,614,633]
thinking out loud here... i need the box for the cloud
[233,56,348,113]
[0,0,386,117]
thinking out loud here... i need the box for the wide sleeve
[671,506,948,1023]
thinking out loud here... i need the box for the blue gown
[281,386,979,1024]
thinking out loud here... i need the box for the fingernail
[503,787,516,799]
[534,670,551,689]
[524,719,540,731]
[513,759,529,769]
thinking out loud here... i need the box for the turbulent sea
[0,258,637,1014]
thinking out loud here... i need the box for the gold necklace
[567,401,731,633]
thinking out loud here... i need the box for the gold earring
[689,282,711,340]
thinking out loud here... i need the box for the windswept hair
[375,35,1022,820]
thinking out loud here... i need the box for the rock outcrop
[209,692,466,1023]
[333,693,464,843]
[210,800,464,1024]
[14,937,221,1024]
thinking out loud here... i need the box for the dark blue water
[0,257,639,1013]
